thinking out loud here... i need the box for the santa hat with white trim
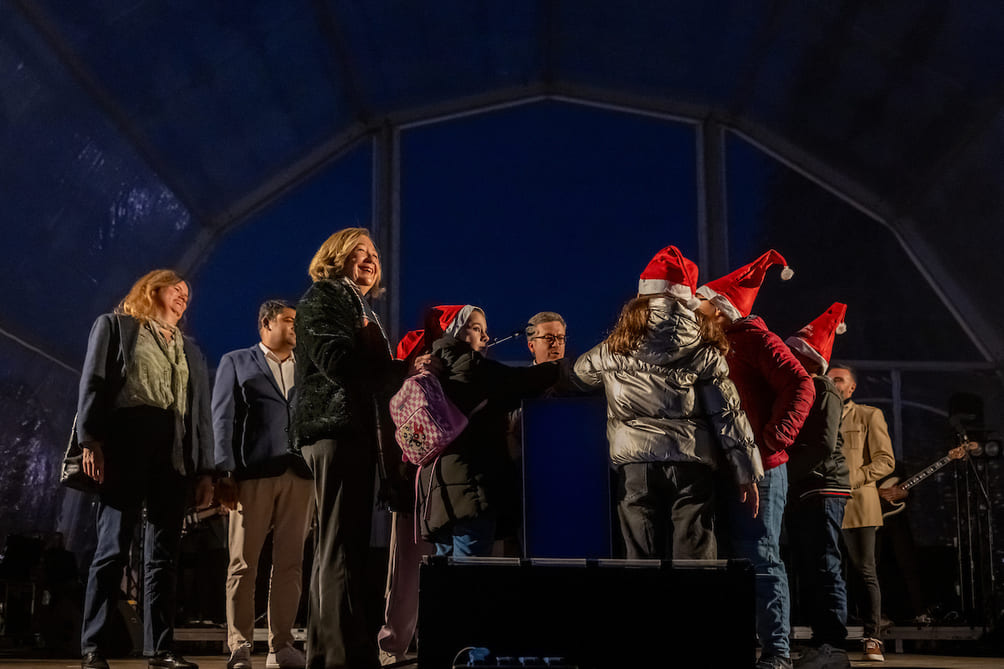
[397,304,479,359]
[638,245,701,309]
[785,302,847,373]
[695,249,793,321]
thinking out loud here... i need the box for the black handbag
[60,414,100,494]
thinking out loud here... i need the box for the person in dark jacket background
[784,303,853,669]
[292,228,430,669]
[77,269,214,669]
[417,305,559,557]
[697,250,816,669]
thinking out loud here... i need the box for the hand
[878,485,908,502]
[408,352,443,377]
[740,481,760,518]
[215,476,239,511]
[195,475,214,509]
[82,442,105,484]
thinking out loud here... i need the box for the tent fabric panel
[725,133,982,362]
[328,0,545,115]
[1,3,200,365]
[35,0,357,218]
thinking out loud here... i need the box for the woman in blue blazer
[77,269,214,669]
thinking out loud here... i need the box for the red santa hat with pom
[638,245,701,309]
[785,302,847,373]
[696,249,793,321]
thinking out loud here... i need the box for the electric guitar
[878,442,976,518]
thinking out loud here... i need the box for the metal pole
[696,119,729,278]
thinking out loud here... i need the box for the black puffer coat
[417,335,558,541]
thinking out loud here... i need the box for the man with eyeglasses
[526,311,567,364]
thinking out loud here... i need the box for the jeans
[729,464,789,658]
[788,496,848,647]
[81,407,187,657]
[615,462,716,560]
[433,516,496,557]
[843,526,881,638]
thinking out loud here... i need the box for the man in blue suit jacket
[212,301,312,669]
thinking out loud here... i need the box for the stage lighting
[982,439,1001,458]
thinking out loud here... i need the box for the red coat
[724,316,815,471]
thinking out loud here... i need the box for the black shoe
[149,652,199,669]
[82,652,109,669]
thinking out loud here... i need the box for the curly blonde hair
[307,227,383,295]
[116,269,188,325]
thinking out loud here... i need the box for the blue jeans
[80,407,187,657]
[433,516,496,557]
[788,496,848,647]
[729,464,790,658]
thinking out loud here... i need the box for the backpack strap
[413,455,443,544]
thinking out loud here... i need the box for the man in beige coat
[827,364,895,662]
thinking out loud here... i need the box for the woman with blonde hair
[573,246,761,560]
[292,228,431,669]
[77,269,214,669]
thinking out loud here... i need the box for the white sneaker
[265,646,306,669]
[227,642,252,669]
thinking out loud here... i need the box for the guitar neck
[900,455,955,491]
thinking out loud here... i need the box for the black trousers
[615,462,716,560]
[301,437,378,669]
[843,525,882,638]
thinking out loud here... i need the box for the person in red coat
[697,250,815,669]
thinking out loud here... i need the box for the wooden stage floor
[1,653,1003,668]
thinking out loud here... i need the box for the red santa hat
[427,304,479,339]
[638,245,701,309]
[396,329,424,361]
[695,249,793,320]
[785,302,847,373]
[396,304,474,361]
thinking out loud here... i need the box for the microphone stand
[487,330,522,348]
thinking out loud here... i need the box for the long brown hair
[696,308,730,355]
[116,269,187,326]
[605,294,730,356]
[605,295,653,356]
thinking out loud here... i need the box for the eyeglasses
[532,334,566,345]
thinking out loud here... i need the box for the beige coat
[839,400,896,528]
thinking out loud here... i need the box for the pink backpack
[389,372,469,539]
[390,372,468,466]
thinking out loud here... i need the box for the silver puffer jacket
[574,297,762,485]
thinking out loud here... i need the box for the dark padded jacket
[723,316,815,471]
[787,373,851,502]
[417,335,558,541]
[291,277,406,456]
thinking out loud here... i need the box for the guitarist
[827,364,896,662]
